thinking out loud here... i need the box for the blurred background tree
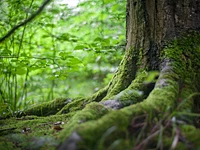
[0,0,126,116]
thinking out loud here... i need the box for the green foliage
[0,0,126,116]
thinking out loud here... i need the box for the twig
[134,130,161,150]
[0,0,52,43]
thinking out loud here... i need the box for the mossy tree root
[58,57,200,149]
[21,86,108,117]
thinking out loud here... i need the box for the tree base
[1,33,200,150]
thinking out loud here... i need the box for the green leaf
[94,37,104,42]
[68,57,82,65]
[48,76,56,80]
[20,53,27,57]
[74,45,86,50]
[11,59,18,62]
[94,37,110,45]
[36,59,47,67]
[98,13,108,20]
[59,76,66,80]
[16,68,26,75]
[111,4,119,12]
[42,34,50,38]
[29,66,40,71]
[45,23,56,28]
[69,38,78,42]
[58,33,69,41]
[57,33,76,41]
[104,0,113,4]
[59,52,71,60]
[1,50,12,56]
[49,8,60,14]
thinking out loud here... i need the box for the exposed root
[100,71,156,109]
[57,86,108,115]
[58,54,200,149]
[18,85,108,117]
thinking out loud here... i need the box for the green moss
[0,113,74,138]
[74,111,130,149]
[23,97,71,116]
[165,32,200,82]
[63,75,179,149]
[0,138,17,150]
[64,80,178,149]
[147,136,188,150]
[57,86,108,115]
[180,125,200,148]
[2,134,59,150]
[103,47,138,100]
[0,112,77,149]
[177,87,194,111]
[59,102,110,141]
[56,98,84,115]
[163,32,200,112]
[102,71,148,104]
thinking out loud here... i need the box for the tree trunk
[126,0,200,70]
[1,0,200,150]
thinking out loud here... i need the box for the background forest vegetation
[0,0,126,117]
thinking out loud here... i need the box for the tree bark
[126,0,200,70]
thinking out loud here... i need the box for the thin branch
[0,0,52,43]
[0,56,57,60]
